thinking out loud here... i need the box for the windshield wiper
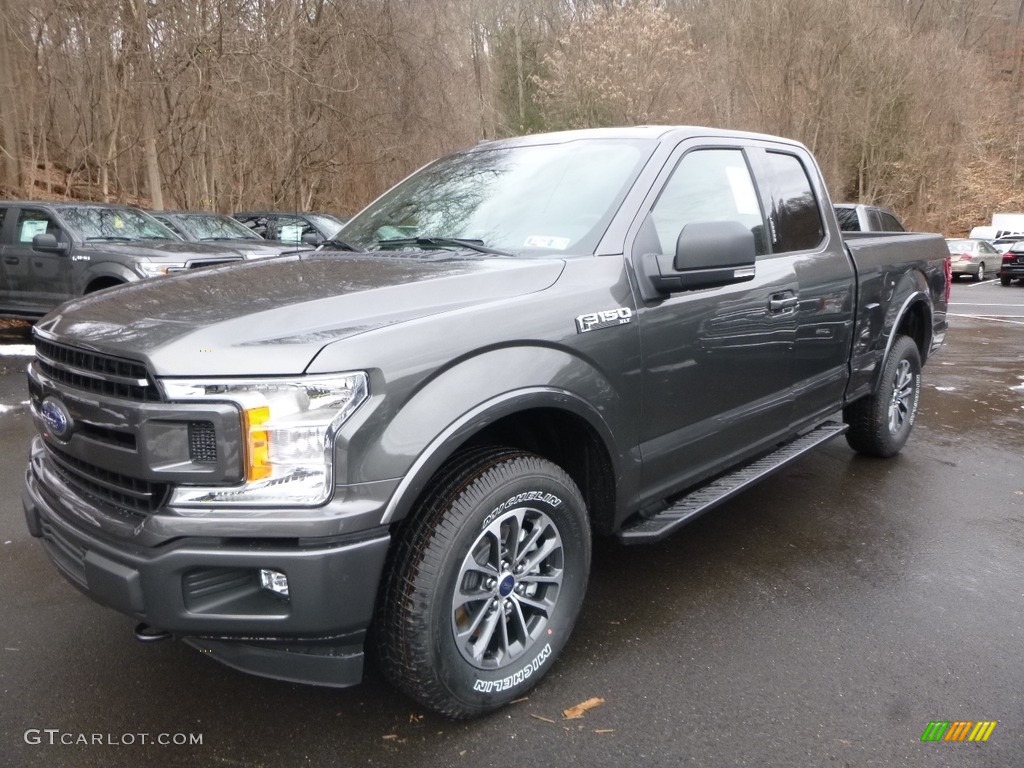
[376,237,513,257]
[86,236,134,242]
[318,238,361,252]
[200,236,244,242]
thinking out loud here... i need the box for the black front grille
[188,421,218,464]
[189,259,239,269]
[46,446,168,519]
[35,339,159,402]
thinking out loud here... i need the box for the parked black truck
[0,202,250,320]
[22,127,950,718]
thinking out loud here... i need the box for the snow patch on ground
[0,345,34,357]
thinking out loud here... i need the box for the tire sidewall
[877,337,922,455]
[426,461,590,713]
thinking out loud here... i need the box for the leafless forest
[1,0,1022,234]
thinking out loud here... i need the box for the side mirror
[637,219,757,298]
[301,232,322,245]
[32,233,70,255]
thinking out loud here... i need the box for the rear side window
[878,211,904,232]
[834,207,860,231]
[649,148,768,257]
[761,152,824,252]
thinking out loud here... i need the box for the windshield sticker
[278,224,304,242]
[726,166,760,216]
[19,220,48,243]
[524,235,570,250]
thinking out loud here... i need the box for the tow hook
[134,622,172,643]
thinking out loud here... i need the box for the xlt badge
[575,307,633,334]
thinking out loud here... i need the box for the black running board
[617,421,848,544]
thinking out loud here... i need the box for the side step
[617,421,848,544]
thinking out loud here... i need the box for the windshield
[341,138,654,255]
[177,213,262,241]
[60,206,177,241]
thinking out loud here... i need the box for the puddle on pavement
[920,319,1024,449]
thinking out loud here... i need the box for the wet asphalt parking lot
[0,279,1022,768]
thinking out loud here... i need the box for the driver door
[632,142,799,501]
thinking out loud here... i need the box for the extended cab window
[879,211,905,232]
[761,152,824,252]
[650,149,767,257]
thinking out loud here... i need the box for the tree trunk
[125,0,164,208]
[0,0,22,192]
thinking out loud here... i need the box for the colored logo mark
[920,721,997,742]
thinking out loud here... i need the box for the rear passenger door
[748,148,856,425]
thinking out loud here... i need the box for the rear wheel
[375,448,591,718]
[1001,275,1012,286]
[844,335,922,457]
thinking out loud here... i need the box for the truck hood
[181,239,313,258]
[81,240,247,261]
[36,251,565,375]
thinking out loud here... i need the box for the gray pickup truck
[0,201,249,320]
[22,127,950,718]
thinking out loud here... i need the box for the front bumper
[23,464,392,687]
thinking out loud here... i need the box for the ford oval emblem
[40,396,73,441]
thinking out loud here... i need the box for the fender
[379,385,626,525]
[346,344,638,526]
[881,290,932,368]
[854,269,932,401]
[77,262,139,294]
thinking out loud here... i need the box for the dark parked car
[151,211,307,257]
[833,203,906,232]
[0,201,249,320]
[23,126,949,718]
[945,238,1001,281]
[232,211,348,245]
[999,242,1024,285]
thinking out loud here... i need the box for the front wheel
[375,448,591,718]
[844,335,922,457]
[974,263,985,282]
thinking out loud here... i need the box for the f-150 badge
[575,307,633,334]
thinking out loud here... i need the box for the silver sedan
[945,238,1000,281]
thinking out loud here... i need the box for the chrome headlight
[161,373,368,507]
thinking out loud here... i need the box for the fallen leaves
[561,697,605,720]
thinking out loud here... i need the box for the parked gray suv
[0,202,249,320]
[151,211,308,257]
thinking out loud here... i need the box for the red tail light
[944,256,952,303]
[1004,253,1016,264]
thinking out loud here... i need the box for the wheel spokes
[451,506,564,670]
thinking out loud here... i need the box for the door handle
[768,294,799,313]
[4,256,18,265]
